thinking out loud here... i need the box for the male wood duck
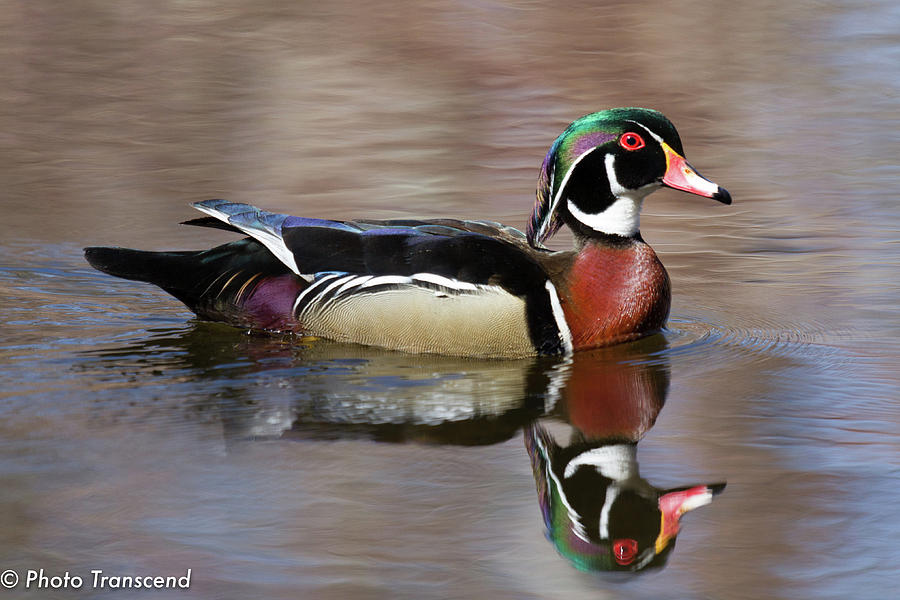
[85,107,730,358]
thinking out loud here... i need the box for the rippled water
[2,1,899,598]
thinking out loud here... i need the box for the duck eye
[612,539,639,565]
[618,132,645,151]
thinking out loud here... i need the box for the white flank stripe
[317,274,358,298]
[292,273,342,314]
[359,275,413,289]
[411,272,479,292]
[544,281,573,355]
[336,275,372,295]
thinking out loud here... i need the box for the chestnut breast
[557,240,670,350]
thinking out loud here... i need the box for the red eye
[619,132,645,151]
[613,539,638,565]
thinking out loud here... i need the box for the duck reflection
[83,324,724,573]
[232,334,557,445]
[84,321,555,444]
[526,339,725,573]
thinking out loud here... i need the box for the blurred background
[1,1,898,598]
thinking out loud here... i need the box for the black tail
[84,239,301,327]
[85,246,203,290]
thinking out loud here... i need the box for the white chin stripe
[564,152,655,237]
[567,196,644,237]
[563,444,638,480]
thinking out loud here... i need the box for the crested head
[527,108,729,248]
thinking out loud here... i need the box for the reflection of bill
[526,341,726,573]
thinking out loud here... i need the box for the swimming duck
[85,107,730,358]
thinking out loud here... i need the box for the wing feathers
[192,200,304,276]
[184,201,566,355]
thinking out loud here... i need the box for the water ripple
[663,313,852,368]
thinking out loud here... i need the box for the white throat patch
[565,152,656,237]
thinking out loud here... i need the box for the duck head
[525,422,726,573]
[527,108,731,247]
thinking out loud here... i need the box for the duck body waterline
[85,108,730,358]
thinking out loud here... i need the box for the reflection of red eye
[619,132,645,151]
[613,539,639,565]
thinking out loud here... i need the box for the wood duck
[85,108,730,358]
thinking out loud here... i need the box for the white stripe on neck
[564,444,638,481]
[565,153,655,237]
[567,195,644,237]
